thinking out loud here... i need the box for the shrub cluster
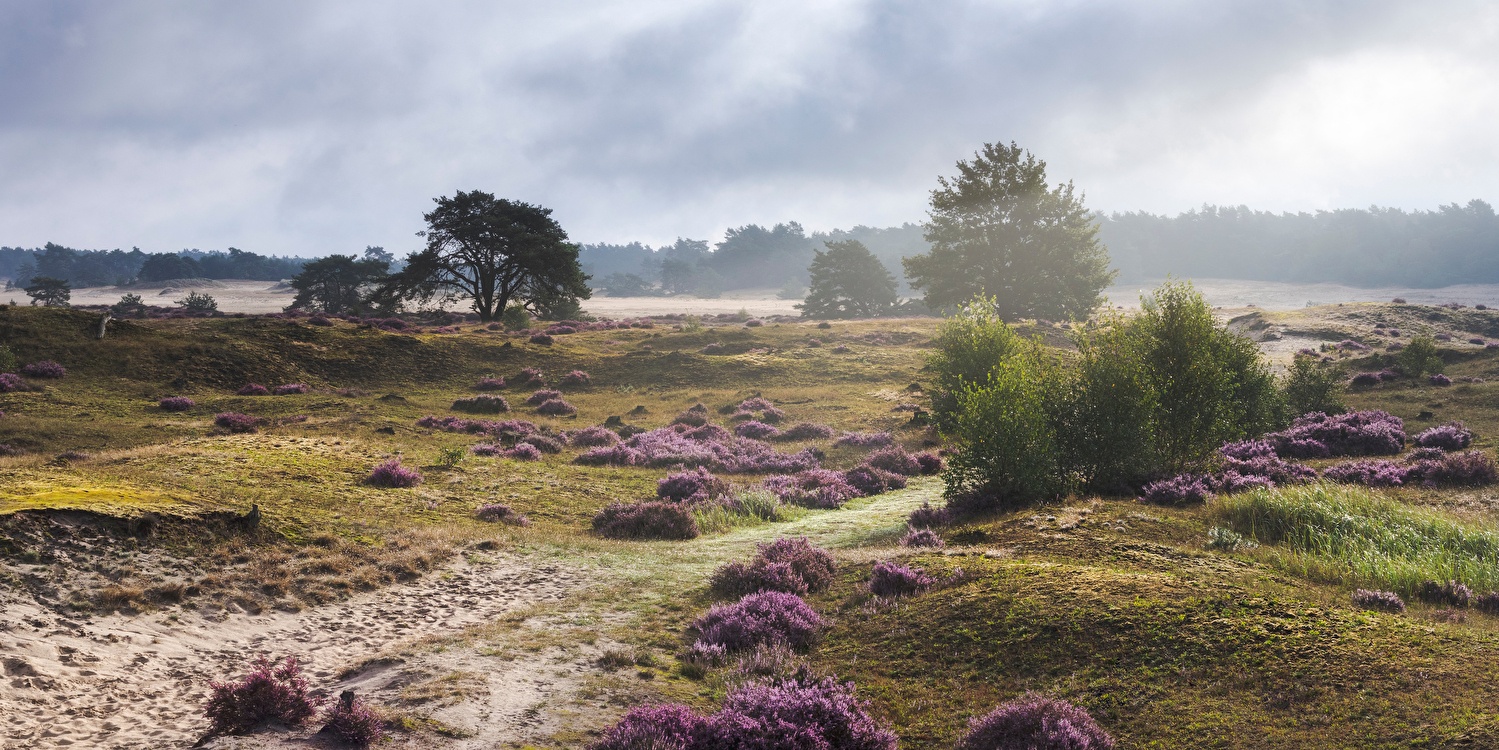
[569,426,621,447]
[536,398,578,416]
[1353,589,1406,613]
[504,443,544,461]
[20,360,65,379]
[529,333,554,345]
[159,396,195,411]
[691,591,826,653]
[900,528,945,548]
[843,465,906,496]
[273,383,309,395]
[526,389,563,406]
[575,426,820,474]
[908,502,951,529]
[735,420,782,440]
[1322,451,1499,488]
[475,376,506,390]
[709,538,837,598]
[319,694,383,748]
[1430,373,1453,386]
[452,394,510,414]
[476,503,530,525]
[1415,423,1473,450]
[733,396,786,424]
[1418,579,1473,607]
[955,694,1115,750]
[236,383,271,396]
[0,372,26,393]
[868,561,934,598]
[417,415,538,438]
[518,367,546,386]
[203,656,321,736]
[214,412,259,434]
[762,470,863,509]
[367,458,422,488]
[593,502,700,540]
[1139,474,1214,505]
[519,433,564,453]
[1267,410,1406,458]
[560,370,592,387]
[658,467,731,503]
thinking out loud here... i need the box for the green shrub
[176,291,218,313]
[0,344,15,373]
[1282,355,1346,416]
[943,350,1068,507]
[500,304,531,331]
[1397,335,1443,377]
[926,297,1023,429]
[1055,317,1158,494]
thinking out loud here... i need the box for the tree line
[0,244,311,288]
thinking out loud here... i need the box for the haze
[2,1,1496,254]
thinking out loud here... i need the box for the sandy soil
[1105,278,1499,311]
[0,550,585,749]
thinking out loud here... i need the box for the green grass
[1212,482,1499,596]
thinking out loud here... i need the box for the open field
[5,302,1499,748]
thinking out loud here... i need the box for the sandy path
[0,552,583,749]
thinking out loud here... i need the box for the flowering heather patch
[273,383,309,395]
[908,502,952,529]
[20,360,65,378]
[1220,440,1276,461]
[1350,372,1381,387]
[1405,446,1447,462]
[1353,589,1406,613]
[505,443,544,461]
[684,424,733,442]
[320,694,384,747]
[417,415,538,437]
[692,591,825,653]
[1268,410,1406,457]
[844,465,906,496]
[214,412,259,434]
[1430,373,1453,386]
[1476,592,1499,615]
[452,394,511,414]
[476,503,530,525]
[1140,474,1214,505]
[237,383,271,396]
[658,467,730,503]
[701,342,726,354]
[560,370,591,387]
[913,452,944,475]
[1416,423,1473,450]
[865,447,922,476]
[1215,471,1276,493]
[762,469,862,509]
[518,367,546,386]
[1419,579,1473,607]
[739,397,776,412]
[0,373,25,393]
[735,420,782,440]
[578,427,819,473]
[900,528,945,548]
[868,561,934,597]
[159,396,194,411]
[204,656,321,736]
[569,426,620,447]
[1219,446,1317,486]
[701,673,898,750]
[834,431,895,449]
[589,703,703,750]
[778,422,836,441]
[593,501,700,540]
[307,315,333,326]
[955,694,1115,750]
[470,443,505,457]
[1409,450,1499,486]
[536,398,578,416]
[475,376,506,390]
[575,444,643,467]
[711,538,837,598]
[525,389,563,406]
[367,458,422,488]
[520,434,565,453]
[529,333,554,345]
[1322,460,1409,487]
[548,325,579,335]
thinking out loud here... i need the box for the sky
[2,0,1497,256]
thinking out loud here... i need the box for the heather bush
[1349,372,1380,387]
[1410,450,1499,487]
[159,396,195,411]
[20,360,65,379]
[273,383,309,395]
[868,561,934,597]
[865,446,921,476]
[700,672,898,750]
[470,443,504,456]
[518,367,546,386]
[418,415,538,437]
[536,398,578,416]
[834,431,895,449]
[453,394,510,414]
[593,502,700,540]
[0,373,25,393]
[476,503,530,525]
[908,502,951,529]
[735,421,782,440]
[1139,474,1214,505]
[1268,410,1406,457]
[237,383,271,396]
[526,389,563,406]
[1430,373,1452,386]
[844,465,906,496]
[1418,580,1472,607]
[505,443,544,461]
[577,427,819,474]
[1415,423,1473,450]
[475,376,506,390]
[570,425,621,447]
[1476,592,1499,615]
[658,467,731,503]
[367,458,422,488]
[955,694,1115,750]
[0,443,24,457]
[214,412,259,434]
[560,370,592,387]
[1353,589,1406,613]
[1322,460,1410,487]
[204,656,321,736]
[529,333,554,345]
[319,693,384,748]
[900,528,945,548]
[710,538,837,598]
[691,591,826,653]
[589,703,703,750]
[762,469,862,509]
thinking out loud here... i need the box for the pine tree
[798,240,897,319]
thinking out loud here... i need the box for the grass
[1212,482,1499,596]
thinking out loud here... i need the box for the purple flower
[710,538,837,598]
[692,591,826,653]
[735,421,782,440]
[589,704,703,750]
[1353,589,1405,613]
[529,333,554,345]
[560,370,592,387]
[569,426,621,447]
[658,467,731,503]
[1429,373,1452,386]
[868,561,934,597]
[1415,423,1473,451]
[843,465,906,496]
[526,389,563,406]
[908,502,951,529]
[470,443,505,457]
[203,656,322,737]
[576,427,819,474]
[475,376,506,390]
[214,412,259,434]
[1408,450,1499,486]
[0,373,25,393]
[453,394,510,414]
[1140,474,1214,505]
[273,383,309,395]
[20,360,65,379]
[864,447,922,476]
[778,422,836,441]
[699,672,897,750]
[505,443,544,461]
[319,693,383,748]
[367,458,422,488]
[158,396,195,412]
[236,383,270,396]
[1322,460,1409,487]
[762,470,862,509]
[900,528,945,548]
[1418,580,1472,607]
[536,398,578,416]
[476,503,530,525]
[593,502,700,540]
[1268,411,1406,457]
[956,694,1115,750]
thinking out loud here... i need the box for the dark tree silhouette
[904,142,1113,319]
[288,254,389,314]
[377,191,589,322]
[798,240,897,319]
[23,276,70,306]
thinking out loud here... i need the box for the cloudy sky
[2,1,1496,255]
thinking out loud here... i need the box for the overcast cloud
[1,0,1496,255]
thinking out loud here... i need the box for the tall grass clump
[1211,483,1499,596]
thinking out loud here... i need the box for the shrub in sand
[236,383,271,396]
[319,693,383,748]
[367,458,422,488]
[159,396,194,412]
[273,383,309,395]
[658,467,731,503]
[526,389,563,406]
[955,694,1115,750]
[204,656,321,736]
[452,394,510,414]
[214,412,259,434]
[593,502,700,540]
[536,398,578,416]
[868,561,934,597]
[20,360,65,379]
[691,591,826,653]
[710,537,837,598]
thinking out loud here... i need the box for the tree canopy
[904,141,1113,320]
[378,191,590,321]
[23,276,70,306]
[288,254,390,314]
[798,240,897,319]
